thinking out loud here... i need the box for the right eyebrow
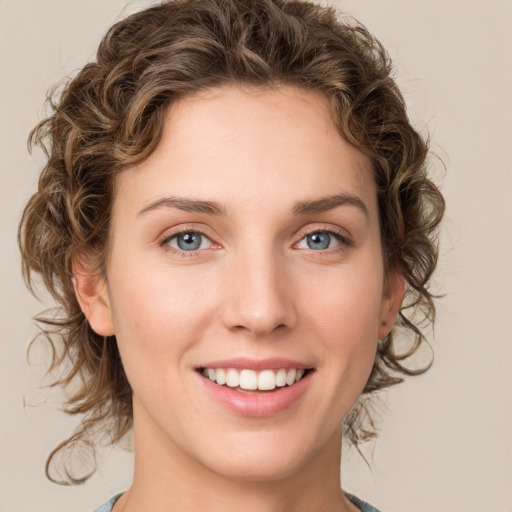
[292,193,369,219]
[138,196,227,216]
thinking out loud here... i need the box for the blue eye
[167,231,212,251]
[297,231,342,251]
[307,232,331,250]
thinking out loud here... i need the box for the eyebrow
[292,193,369,218]
[138,197,227,216]
[138,192,369,218]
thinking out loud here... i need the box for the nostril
[230,321,288,337]
[219,272,298,337]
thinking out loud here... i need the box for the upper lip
[196,357,313,371]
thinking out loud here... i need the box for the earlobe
[378,272,406,339]
[72,257,115,336]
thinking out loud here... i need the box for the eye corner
[158,227,221,258]
[294,226,353,252]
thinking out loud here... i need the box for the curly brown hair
[19,0,444,485]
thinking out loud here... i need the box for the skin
[75,85,404,512]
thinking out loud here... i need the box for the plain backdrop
[1,1,511,511]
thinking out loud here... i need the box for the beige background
[1,0,511,511]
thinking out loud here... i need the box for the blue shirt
[93,492,382,512]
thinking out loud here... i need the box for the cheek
[107,262,218,374]
[302,263,383,379]
[307,261,383,336]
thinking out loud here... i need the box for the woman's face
[83,85,403,482]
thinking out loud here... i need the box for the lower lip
[199,371,313,417]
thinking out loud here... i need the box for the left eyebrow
[292,193,369,218]
[138,196,227,216]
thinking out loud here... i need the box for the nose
[220,247,297,338]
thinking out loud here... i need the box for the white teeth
[202,367,308,390]
[239,369,257,390]
[286,369,296,386]
[275,368,287,387]
[258,370,276,390]
[226,368,239,388]
[216,368,226,385]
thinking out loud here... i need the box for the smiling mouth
[198,367,313,393]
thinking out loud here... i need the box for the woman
[19,1,444,511]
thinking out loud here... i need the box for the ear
[72,256,115,336]
[378,271,406,339]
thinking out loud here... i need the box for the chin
[194,429,321,483]
[208,454,306,483]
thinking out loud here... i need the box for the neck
[115,403,358,512]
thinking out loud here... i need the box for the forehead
[114,85,377,220]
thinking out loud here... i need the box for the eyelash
[294,226,353,252]
[158,225,353,258]
[159,227,217,258]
